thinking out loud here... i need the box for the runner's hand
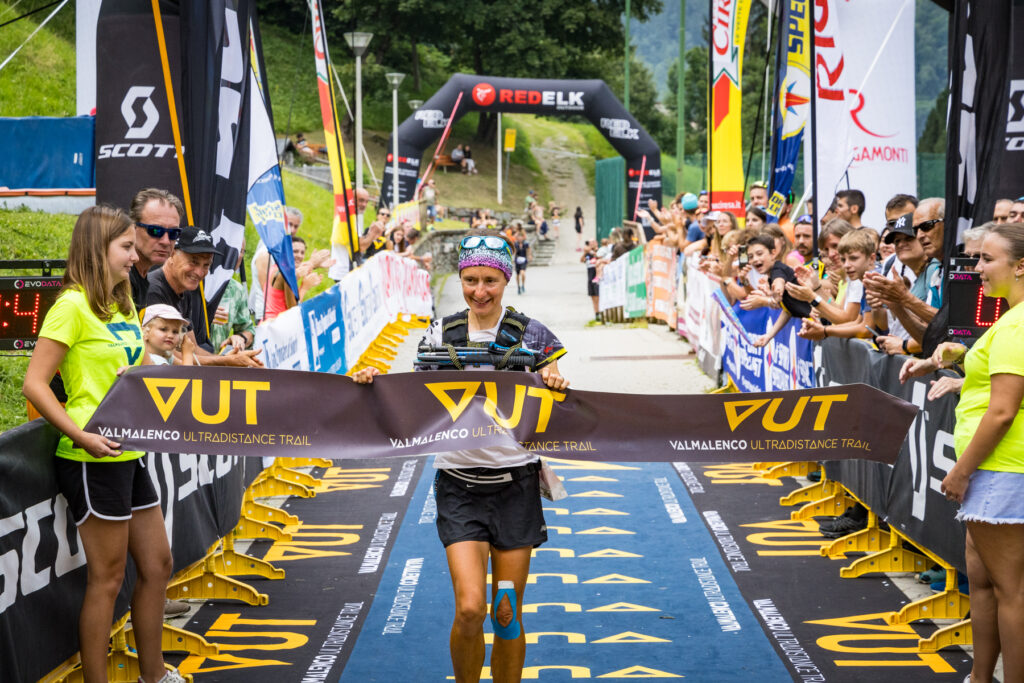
[540,366,569,391]
[351,367,380,384]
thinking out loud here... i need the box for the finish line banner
[86,367,916,464]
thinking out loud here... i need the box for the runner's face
[461,266,506,318]
[136,199,180,267]
[107,227,138,283]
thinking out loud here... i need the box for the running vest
[440,306,531,371]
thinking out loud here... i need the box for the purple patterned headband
[459,245,513,281]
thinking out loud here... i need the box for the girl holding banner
[353,229,568,682]
[22,206,182,683]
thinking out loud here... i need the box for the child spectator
[794,229,879,341]
[748,233,813,347]
[142,304,196,365]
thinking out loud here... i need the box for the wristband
[902,339,909,353]
[811,295,823,307]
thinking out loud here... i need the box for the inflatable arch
[379,74,661,215]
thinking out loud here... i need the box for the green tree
[918,88,948,155]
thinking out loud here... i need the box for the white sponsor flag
[807,0,916,230]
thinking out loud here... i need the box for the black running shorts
[54,456,160,525]
[434,465,548,549]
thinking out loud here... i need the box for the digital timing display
[0,277,63,350]
[947,258,1006,346]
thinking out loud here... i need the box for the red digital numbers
[975,287,1004,327]
[1,292,42,335]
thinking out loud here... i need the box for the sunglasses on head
[459,235,512,256]
[137,223,181,240]
[914,218,942,233]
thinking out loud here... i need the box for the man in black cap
[146,226,262,367]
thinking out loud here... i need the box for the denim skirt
[956,469,1024,524]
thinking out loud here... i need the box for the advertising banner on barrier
[818,339,965,570]
[645,244,677,326]
[625,248,647,318]
[715,290,815,392]
[708,0,752,221]
[598,255,626,311]
[86,366,917,464]
[377,252,433,319]
[300,284,347,374]
[808,0,917,229]
[681,258,724,376]
[253,305,309,370]
[0,421,255,683]
[341,257,389,368]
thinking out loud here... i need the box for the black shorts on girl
[55,456,160,525]
[434,463,548,549]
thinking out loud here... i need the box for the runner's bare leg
[447,540,491,683]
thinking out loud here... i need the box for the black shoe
[807,470,822,482]
[820,506,868,538]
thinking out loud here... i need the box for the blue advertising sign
[300,284,347,374]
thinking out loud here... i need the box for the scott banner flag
[808,0,917,229]
[708,0,751,222]
[87,367,916,464]
[95,0,185,209]
[767,0,811,220]
[944,0,1023,252]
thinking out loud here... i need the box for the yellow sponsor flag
[708,0,752,223]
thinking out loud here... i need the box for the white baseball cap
[142,303,188,327]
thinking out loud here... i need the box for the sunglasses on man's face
[137,223,182,240]
[914,219,942,233]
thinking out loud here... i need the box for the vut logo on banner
[426,380,566,433]
[472,83,496,106]
[723,394,847,432]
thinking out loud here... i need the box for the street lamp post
[344,31,373,195]
[385,72,405,210]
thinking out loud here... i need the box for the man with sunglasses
[128,188,185,311]
[864,198,945,349]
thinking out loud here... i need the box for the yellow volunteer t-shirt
[954,300,1024,473]
[37,287,145,462]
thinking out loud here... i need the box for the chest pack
[440,306,531,371]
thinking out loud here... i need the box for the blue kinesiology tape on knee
[490,580,521,640]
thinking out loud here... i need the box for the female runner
[353,229,568,683]
[22,206,182,683]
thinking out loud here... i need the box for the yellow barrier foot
[886,587,970,625]
[710,377,739,393]
[820,515,891,560]
[247,474,314,499]
[790,490,855,520]
[839,538,929,578]
[215,534,285,580]
[781,479,841,507]
[761,461,822,479]
[233,514,293,541]
[917,618,972,653]
[59,617,194,683]
[242,491,299,527]
[167,568,269,606]
[276,456,333,468]
[268,463,321,489]
[126,623,220,656]
[751,461,785,471]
